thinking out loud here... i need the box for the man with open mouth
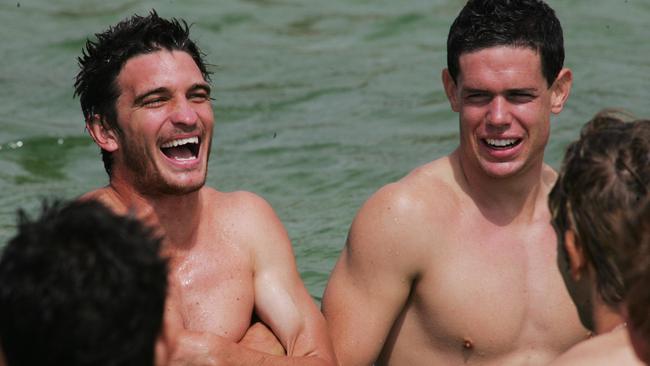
[75,10,335,366]
[323,1,589,365]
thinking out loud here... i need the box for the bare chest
[392,223,584,364]
[166,241,255,341]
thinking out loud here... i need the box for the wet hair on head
[447,0,564,87]
[74,10,211,176]
[618,198,650,347]
[549,109,650,306]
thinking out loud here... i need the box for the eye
[507,92,536,103]
[189,92,210,103]
[464,92,491,104]
[142,97,168,108]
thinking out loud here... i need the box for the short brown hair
[549,109,650,306]
[619,198,650,343]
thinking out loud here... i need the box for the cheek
[459,107,484,128]
[198,105,215,123]
[512,103,549,132]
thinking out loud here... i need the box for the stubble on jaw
[116,133,207,197]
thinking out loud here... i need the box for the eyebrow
[506,88,539,94]
[461,87,539,95]
[189,83,211,95]
[133,83,212,106]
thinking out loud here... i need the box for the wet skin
[84,50,335,365]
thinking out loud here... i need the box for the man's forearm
[168,330,335,366]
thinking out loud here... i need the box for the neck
[591,289,626,335]
[108,177,203,248]
[149,191,202,247]
[453,149,550,225]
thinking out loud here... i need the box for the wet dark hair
[619,198,650,347]
[74,10,211,176]
[0,199,168,366]
[447,0,564,87]
[549,109,650,306]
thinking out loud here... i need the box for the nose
[486,96,511,129]
[170,97,198,126]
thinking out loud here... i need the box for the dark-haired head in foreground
[0,200,167,366]
[548,109,649,365]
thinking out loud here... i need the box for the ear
[86,114,119,152]
[442,68,460,112]
[550,68,573,114]
[564,229,587,280]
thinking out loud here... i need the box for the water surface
[1,0,649,298]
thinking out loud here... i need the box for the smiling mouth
[483,138,521,150]
[160,137,200,161]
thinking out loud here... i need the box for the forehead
[116,50,205,95]
[456,46,546,89]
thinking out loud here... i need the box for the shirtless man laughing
[75,11,335,366]
[322,1,587,364]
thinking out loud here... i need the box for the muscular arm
[322,184,421,365]
[116,188,334,366]
[194,192,336,366]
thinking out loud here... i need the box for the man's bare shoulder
[78,187,129,214]
[360,155,461,224]
[201,188,290,249]
[549,331,644,366]
[201,188,278,222]
[347,156,462,267]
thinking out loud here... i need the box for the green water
[1,0,649,299]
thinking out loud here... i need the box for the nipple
[461,338,474,363]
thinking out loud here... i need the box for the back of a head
[0,200,168,366]
[447,0,564,87]
[549,109,650,307]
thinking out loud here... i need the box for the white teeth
[173,156,195,161]
[486,138,517,147]
[161,137,199,148]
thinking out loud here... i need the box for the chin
[163,183,203,196]
[141,171,206,196]
[163,177,206,195]
[480,163,524,179]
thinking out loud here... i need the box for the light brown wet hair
[549,108,650,306]
[618,198,650,351]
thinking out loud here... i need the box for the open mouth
[483,138,521,150]
[160,137,200,161]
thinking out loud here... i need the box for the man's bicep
[245,195,335,361]
[322,232,414,365]
[253,255,334,361]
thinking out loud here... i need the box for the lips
[160,136,200,161]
